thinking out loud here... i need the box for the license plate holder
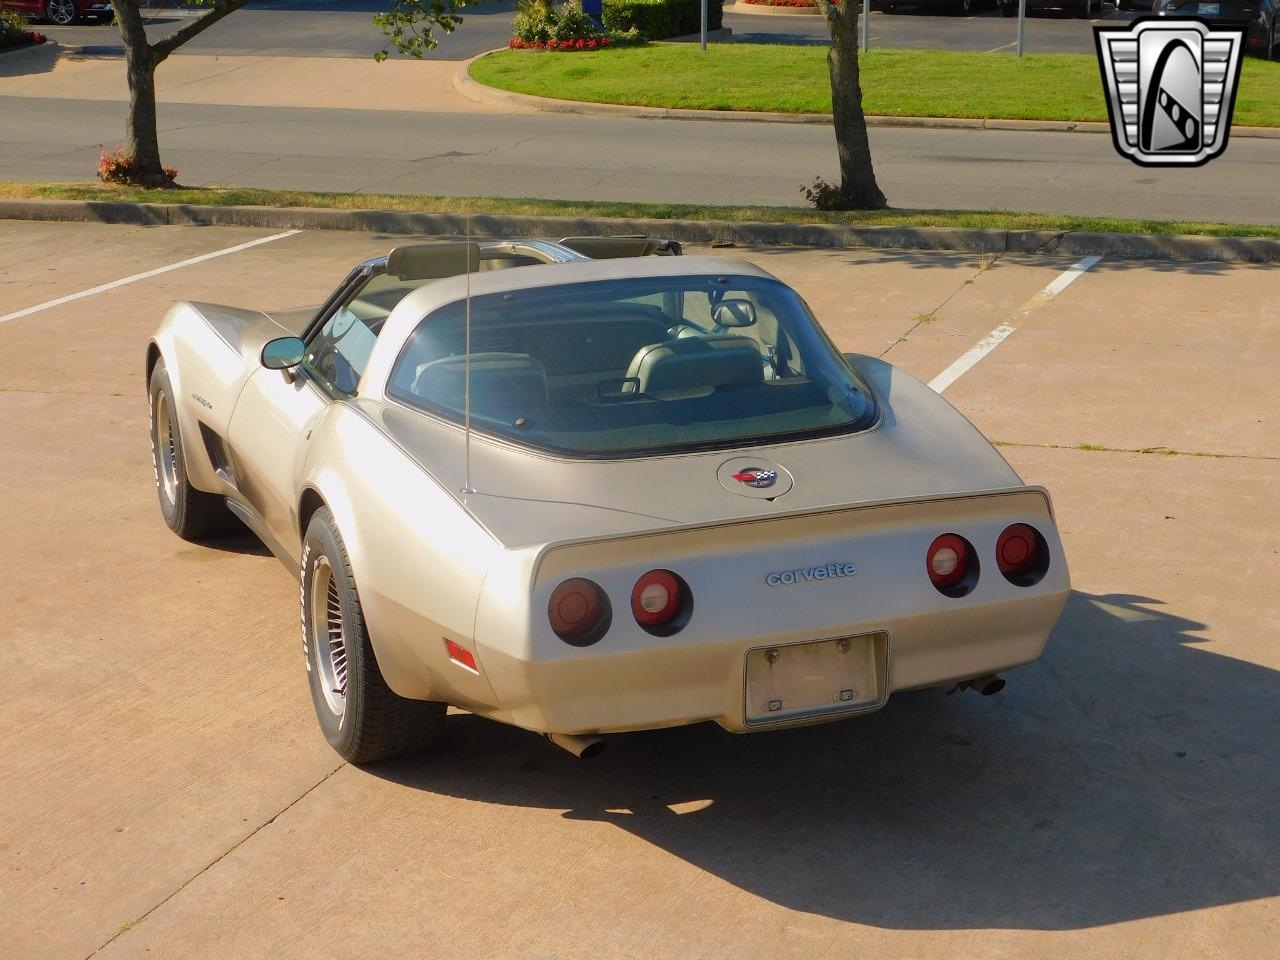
[744,632,888,726]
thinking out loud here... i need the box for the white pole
[860,0,869,53]
[701,0,708,51]
[1017,0,1026,57]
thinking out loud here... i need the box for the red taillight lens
[630,569,692,635]
[927,534,970,588]
[631,569,681,625]
[548,578,610,646]
[997,523,1048,585]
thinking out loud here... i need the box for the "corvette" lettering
[766,562,857,587]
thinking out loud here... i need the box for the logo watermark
[1094,18,1245,167]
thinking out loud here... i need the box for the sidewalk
[1,46,504,114]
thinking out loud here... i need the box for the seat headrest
[410,352,548,421]
[625,335,763,395]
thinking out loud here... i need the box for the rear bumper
[473,588,1067,735]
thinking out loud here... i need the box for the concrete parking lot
[2,219,1277,959]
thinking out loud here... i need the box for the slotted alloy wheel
[45,0,77,25]
[309,555,349,720]
[153,393,179,507]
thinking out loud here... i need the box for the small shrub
[511,0,557,43]
[97,147,178,186]
[0,5,47,48]
[601,0,721,40]
[551,0,602,41]
[801,176,843,210]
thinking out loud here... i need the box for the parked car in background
[999,0,1103,16]
[881,0,997,14]
[1117,0,1156,10]
[1156,0,1278,59]
[5,0,112,25]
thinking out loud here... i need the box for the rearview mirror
[261,336,306,370]
[712,299,757,328]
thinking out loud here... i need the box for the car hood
[365,356,1023,549]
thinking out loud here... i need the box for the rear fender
[300,406,504,707]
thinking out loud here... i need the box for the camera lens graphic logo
[1095,18,1245,168]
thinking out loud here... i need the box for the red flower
[576,38,586,48]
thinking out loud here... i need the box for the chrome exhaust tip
[545,732,606,759]
[953,674,1006,697]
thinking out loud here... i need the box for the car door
[227,273,381,562]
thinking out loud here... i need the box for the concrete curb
[456,58,1280,139]
[3,199,1278,262]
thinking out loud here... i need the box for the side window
[304,304,379,397]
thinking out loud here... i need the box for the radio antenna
[462,204,474,498]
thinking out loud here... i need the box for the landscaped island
[469,45,1280,127]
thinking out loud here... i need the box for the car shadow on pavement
[372,589,1280,930]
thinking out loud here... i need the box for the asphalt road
[3,92,1278,224]
[42,2,1145,59]
[4,219,1278,960]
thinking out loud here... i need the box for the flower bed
[742,0,819,5]
[509,36,613,49]
[1,6,47,50]
[0,29,46,49]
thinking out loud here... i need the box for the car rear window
[385,275,878,458]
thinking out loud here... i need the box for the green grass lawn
[469,46,1280,127]
[3,182,1278,239]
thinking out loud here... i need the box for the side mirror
[712,298,757,328]
[261,337,306,370]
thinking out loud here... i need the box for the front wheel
[148,361,237,540]
[44,0,78,25]
[301,508,446,764]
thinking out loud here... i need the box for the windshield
[386,275,878,457]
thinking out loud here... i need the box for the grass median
[469,46,1280,127]
[2,182,1278,239]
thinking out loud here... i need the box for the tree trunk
[114,0,173,185]
[825,8,887,209]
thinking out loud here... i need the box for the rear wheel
[301,508,446,764]
[1077,0,1091,16]
[148,361,237,541]
[44,0,78,24]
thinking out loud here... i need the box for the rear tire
[301,508,446,764]
[148,361,238,541]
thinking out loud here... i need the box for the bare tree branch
[150,0,254,62]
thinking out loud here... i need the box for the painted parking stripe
[929,255,1102,394]
[0,229,302,327]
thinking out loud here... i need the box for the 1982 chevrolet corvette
[147,237,1070,763]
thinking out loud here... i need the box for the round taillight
[996,523,1049,586]
[927,533,978,597]
[631,569,691,635]
[548,578,611,646]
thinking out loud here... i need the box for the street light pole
[860,0,869,52]
[701,0,708,51]
[1017,0,1026,57]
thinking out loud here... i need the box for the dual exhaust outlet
[544,674,1005,760]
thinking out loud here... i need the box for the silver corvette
[146,237,1070,763]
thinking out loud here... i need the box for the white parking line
[929,255,1102,394]
[0,229,303,327]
